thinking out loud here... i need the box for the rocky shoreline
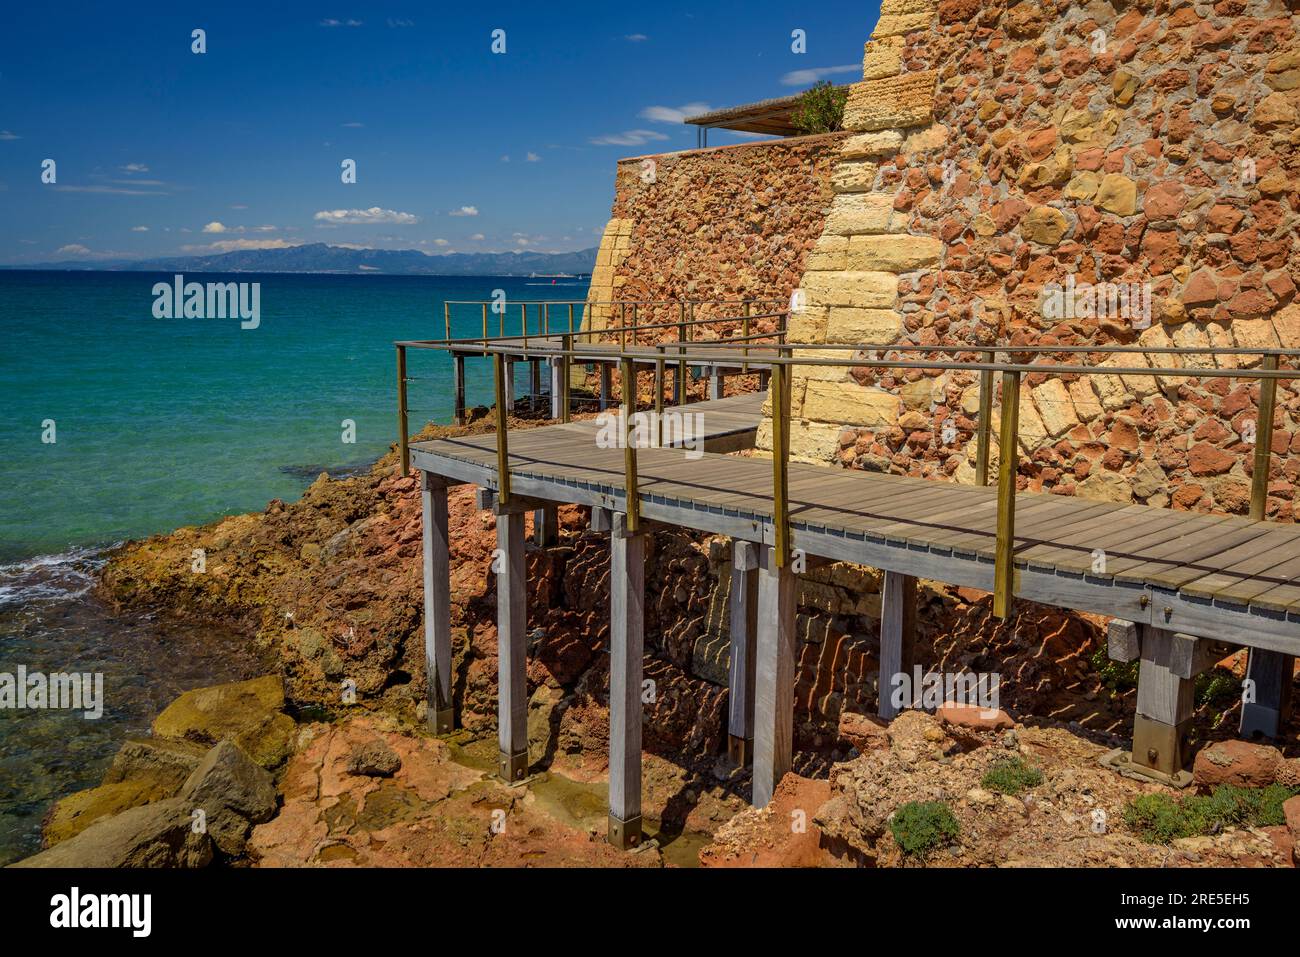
[15,416,1299,868]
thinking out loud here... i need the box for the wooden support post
[1249,354,1278,521]
[654,352,665,446]
[493,353,511,505]
[504,359,516,413]
[549,357,562,420]
[992,370,1020,619]
[590,505,612,533]
[975,350,994,486]
[676,303,688,403]
[560,335,572,424]
[421,472,454,733]
[621,358,640,533]
[599,362,612,411]
[1131,625,1195,783]
[453,355,467,427]
[443,300,451,342]
[529,358,541,407]
[877,570,917,721]
[727,540,759,766]
[495,507,528,782]
[709,372,724,400]
[753,545,796,809]
[1240,648,1295,739]
[770,358,791,568]
[533,504,559,547]
[607,512,645,850]
[396,345,409,476]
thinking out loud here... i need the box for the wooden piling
[607,512,645,849]
[753,546,796,809]
[727,540,759,766]
[421,472,454,733]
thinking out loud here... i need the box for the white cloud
[0,130,20,141]
[500,155,510,162]
[639,103,710,124]
[202,221,228,233]
[131,226,149,232]
[433,238,450,246]
[57,244,91,256]
[320,19,362,27]
[525,151,541,162]
[589,129,669,147]
[780,64,858,86]
[180,239,301,253]
[387,18,414,27]
[625,34,648,42]
[120,163,149,173]
[341,121,364,128]
[53,184,167,196]
[470,233,485,241]
[313,206,419,225]
[448,205,478,217]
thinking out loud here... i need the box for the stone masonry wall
[761,0,1300,519]
[584,133,847,342]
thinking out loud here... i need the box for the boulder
[838,711,890,752]
[12,799,212,868]
[42,778,176,847]
[938,702,1015,731]
[1192,740,1282,790]
[179,740,278,856]
[103,736,209,788]
[151,675,295,769]
[346,740,402,778]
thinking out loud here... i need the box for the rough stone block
[832,160,879,193]
[824,306,903,344]
[862,36,905,80]
[843,73,936,132]
[1031,378,1078,437]
[803,271,898,308]
[844,234,943,272]
[840,130,905,158]
[823,192,897,235]
[802,380,901,427]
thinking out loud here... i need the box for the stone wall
[762,0,1300,518]
[584,133,847,340]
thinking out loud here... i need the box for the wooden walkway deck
[412,385,1298,840]
[414,393,1300,653]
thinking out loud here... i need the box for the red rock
[1192,739,1283,790]
[1187,442,1236,476]
[1284,795,1300,843]
[1182,270,1220,306]
[838,711,889,752]
[1143,181,1187,221]
[937,702,1014,731]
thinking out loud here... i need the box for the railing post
[620,302,627,351]
[771,354,791,568]
[494,352,511,505]
[543,302,550,337]
[975,349,995,487]
[482,302,488,342]
[397,345,410,476]
[993,370,1020,619]
[568,302,575,336]
[742,301,751,373]
[443,301,451,341]
[561,334,572,424]
[1250,354,1278,521]
[621,357,640,532]
[654,347,665,448]
[676,302,688,404]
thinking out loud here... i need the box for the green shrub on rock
[980,756,1044,796]
[889,800,960,858]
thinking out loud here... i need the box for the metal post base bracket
[1101,713,1195,789]
[498,748,529,783]
[727,734,753,768]
[1100,748,1194,789]
[429,708,455,736]
[607,812,643,851]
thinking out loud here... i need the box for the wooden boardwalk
[412,385,1299,843]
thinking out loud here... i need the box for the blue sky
[0,1,880,264]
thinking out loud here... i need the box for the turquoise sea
[0,270,587,862]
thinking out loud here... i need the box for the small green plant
[889,800,960,858]
[1123,784,1299,844]
[980,756,1044,795]
[791,81,848,135]
[1091,641,1139,693]
[1195,667,1238,710]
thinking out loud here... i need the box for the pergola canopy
[682,86,851,137]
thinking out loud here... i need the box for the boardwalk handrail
[440,297,784,342]
[399,331,1296,621]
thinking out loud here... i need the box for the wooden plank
[877,571,917,720]
[1180,531,1300,603]
[496,509,528,781]
[753,546,796,809]
[608,513,645,844]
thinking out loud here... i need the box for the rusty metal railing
[401,333,1296,621]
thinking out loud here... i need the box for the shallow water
[0,548,271,864]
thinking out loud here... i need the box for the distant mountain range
[5,243,598,277]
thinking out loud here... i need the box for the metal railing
[399,329,1297,621]
[439,298,785,343]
